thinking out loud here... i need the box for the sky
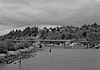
[0,0,100,35]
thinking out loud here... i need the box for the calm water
[0,47,100,70]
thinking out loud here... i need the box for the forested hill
[0,23,100,43]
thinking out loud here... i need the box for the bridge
[13,39,70,43]
[13,39,90,44]
[13,39,100,49]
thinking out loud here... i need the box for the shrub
[0,42,7,53]
[4,39,16,51]
[13,41,30,50]
[22,41,30,48]
[16,43,24,50]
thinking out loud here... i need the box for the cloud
[0,0,91,27]
[65,1,100,26]
[0,0,100,34]
[95,0,100,1]
[0,24,14,35]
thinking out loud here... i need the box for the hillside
[0,23,100,44]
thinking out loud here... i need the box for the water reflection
[18,60,22,70]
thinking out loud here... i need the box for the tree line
[0,22,100,43]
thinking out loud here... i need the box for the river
[0,47,100,70]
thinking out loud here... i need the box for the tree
[21,26,31,36]
[61,34,65,39]
[16,41,30,50]
[31,26,38,37]
[91,22,98,27]
[21,41,30,48]
[81,24,89,30]
[4,39,16,51]
[56,26,60,31]
[16,43,24,50]
[0,42,7,53]
[51,28,56,33]
[83,32,87,38]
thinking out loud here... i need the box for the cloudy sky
[0,0,100,35]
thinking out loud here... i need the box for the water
[0,47,100,70]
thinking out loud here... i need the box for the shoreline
[0,45,98,64]
[0,47,39,64]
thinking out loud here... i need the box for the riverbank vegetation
[0,40,31,54]
[0,22,100,53]
[0,39,37,64]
